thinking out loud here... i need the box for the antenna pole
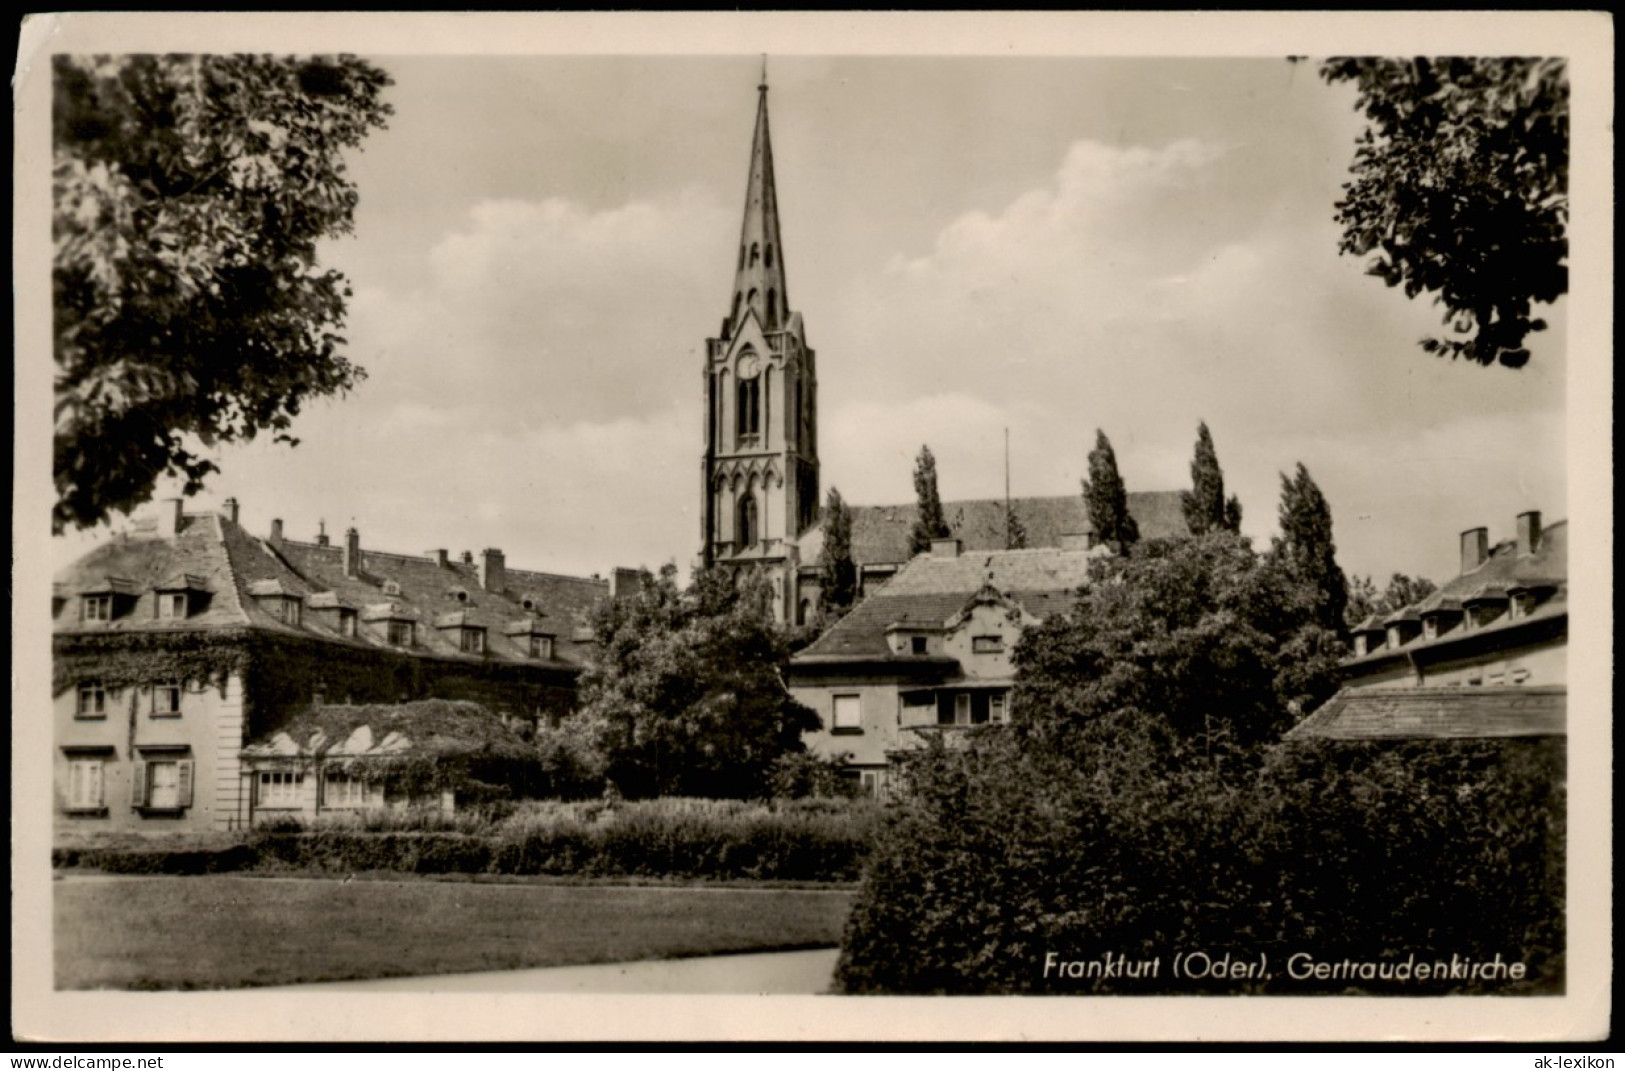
[1004,427,1011,513]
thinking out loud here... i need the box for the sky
[46,42,1575,587]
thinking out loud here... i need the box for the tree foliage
[564,565,819,800]
[1003,500,1029,550]
[908,444,951,556]
[1081,428,1139,551]
[1345,571,1440,626]
[1320,57,1568,369]
[1014,531,1344,753]
[1179,421,1242,536]
[1270,463,1349,633]
[52,53,394,532]
[817,487,858,618]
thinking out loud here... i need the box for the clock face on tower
[737,352,761,379]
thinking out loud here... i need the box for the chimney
[461,550,474,565]
[479,548,506,593]
[1459,526,1488,575]
[316,520,329,547]
[222,497,240,525]
[609,567,641,601]
[930,537,962,559]
[158,498,184,538]
[1058,533,1090,553]
[269,518,284,545]
[1516,511,1543,556]
[430,549,449,568]
[343,527,361,579]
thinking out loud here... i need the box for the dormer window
[383,580,402,597]
[268,596,303,625]
[911,636,928,656]
[387,620,415,647]
[82,595,112,622]
[157,592,189,620]
[338,609,358,637]
[1510,592,1536,619]
[530,635,554,660]
[460,627,487,655]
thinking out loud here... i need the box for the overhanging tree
[818,486,857,617]
[1082,428,1139,551]
[908,444,951,556]
[53,54,394,532]
[1319,57,1568,369]
[1180,421,1242,536]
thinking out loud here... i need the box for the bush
[835,728,1564,995]
[249,831,491,874]
[54,844,259,875]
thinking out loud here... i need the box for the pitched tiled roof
[797,491,1187,566]
[1344,520,1568,669]
[54,509,610,670]
[1286,686,1565,740]
[797,546,1094,660]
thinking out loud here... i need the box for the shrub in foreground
[835,727,1563,995]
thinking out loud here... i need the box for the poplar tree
[1272,463,1349,632]
[1082,429,1138,551]
[818,487,858,616]
[908,445,951,556]
[1180,421,1242,536]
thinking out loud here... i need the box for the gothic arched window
[737,486,759,548]
[750,243,760,267]
[736,376,760,439]
[766,288,777,328]
[765,244,775,268]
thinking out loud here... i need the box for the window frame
[338,609,358,637]
[530,635,554,660]
[971,634,1005,654]
[156,591,189,620]
[132,755,194,813]
[151,679,183,717]
[76,682,107,719]
[460,627,487,655]
[387,619,415,647]
[322,767,369,810]
[82,594,112,622]
[257,770,306,809]
[65,757,108,814]
[954,693,972,726]
[910,635,928,656]
[990,692,1009,724]
[831,694,863,735]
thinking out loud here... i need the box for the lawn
[55,874,856,990]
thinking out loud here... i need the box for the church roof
[721,77,791,339]
[798,491,1188,567]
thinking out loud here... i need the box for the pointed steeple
[727,68,789,335]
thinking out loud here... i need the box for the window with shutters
[65,758,108,814]
[131,756,194,813]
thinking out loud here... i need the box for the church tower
[701,70,820,622]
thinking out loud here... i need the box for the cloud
[342,188,735,431]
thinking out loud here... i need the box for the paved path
[274,948,842,994]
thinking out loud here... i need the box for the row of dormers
[1350,576,1562,657]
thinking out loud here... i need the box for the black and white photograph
[12,11,1612,1044]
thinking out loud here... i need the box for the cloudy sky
[42,20,1583,586]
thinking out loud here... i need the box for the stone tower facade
[701,76,820,622]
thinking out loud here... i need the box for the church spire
[727,66,789,334]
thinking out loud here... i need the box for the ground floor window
[258,770,305,808]
[133,756,194,811]
[66,758,106,812]
[990,692,1009,724]
[322,768,370,809]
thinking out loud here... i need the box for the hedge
[836,734,1565,995]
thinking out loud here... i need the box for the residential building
[786,537,1101,797]
[1288,510,1566,741]
[53,498,621,833]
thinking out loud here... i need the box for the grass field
[55,873,856,990]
